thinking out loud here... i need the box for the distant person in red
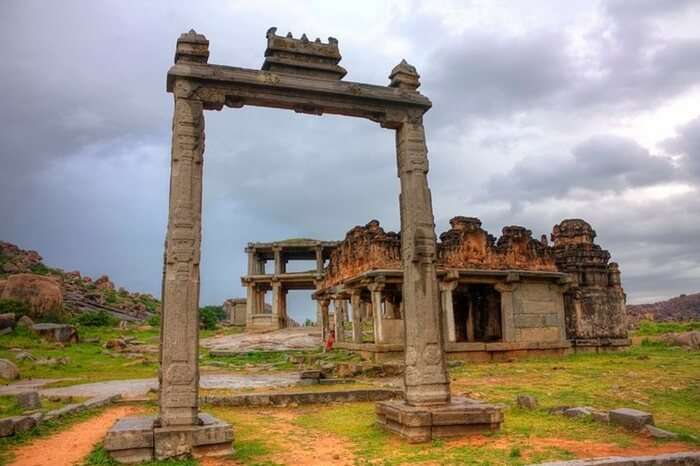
[324,329,335,352]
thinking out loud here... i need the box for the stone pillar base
[105,413,233,463]
[375,397,503,443]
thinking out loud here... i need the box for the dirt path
[7,405,145,466]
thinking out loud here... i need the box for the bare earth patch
[7,405,145,466]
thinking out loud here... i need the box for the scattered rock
[0,359,20,380]
[548,406,571,415]
[83,336,100,344]
[300,370,323,380]
[662,331,700,350]
[0,417,14,437]
[0,273,63,318]
[105,338,128,350]
[16,315,35,329]
[35,356,70,367]
[609,408,655,431]
[591,410,610,423]
[645,425,678,439]
[94,275,115,290]
[11,415,37,434]
[118,320,128,330]
[16,391,41,410]
[563,407,593,418]
[0,313,16,331]
[516,394,538,410]
[31,323,79,343]
[15,351,34,362]
[447,360,464,369]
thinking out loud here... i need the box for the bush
[74,310,118,327]
[200,305,226,330]
[0,299,32,317]
[147,313,161,327]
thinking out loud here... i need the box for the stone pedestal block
[105,414,233,463]
[376,397,503,443]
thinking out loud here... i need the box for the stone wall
[512,282,566,343]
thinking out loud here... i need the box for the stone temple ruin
[106,25,501,460]
[311,217,628,363]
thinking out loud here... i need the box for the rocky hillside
[627,292,700,324]
[0,241,158,321]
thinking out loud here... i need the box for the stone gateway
[106,26,501,461]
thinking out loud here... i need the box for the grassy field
[1,321,698,465]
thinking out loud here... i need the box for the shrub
[74,310,118,327]
[0,299,32,317]
[147,313,161,327]
[199,305,226,330]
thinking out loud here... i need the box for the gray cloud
[1,0,700,321]
[662,116,700,179]
[481,134,677,204]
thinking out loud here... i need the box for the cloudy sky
[2,1,699,322]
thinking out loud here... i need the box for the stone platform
[376,397,503,443]
[105,413,233,463]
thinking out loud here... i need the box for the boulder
[11,415,37,434]
[0,417,14,437]
[94,275,114,290]
[31,323,79,344]
[663,331,700,350]
[15,351,34,362]
[591,410,610,423]
[0,313,15,331]
[16,391,41,410]
[609,408,654,430]
[0,359,19,380]
[564,407,592,418]
[16,315,34,329]
[0,274,63,318]
[516,394,538,410]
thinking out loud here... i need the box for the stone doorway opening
[453,284,502,343]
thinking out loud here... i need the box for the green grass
[634,320,700,336]
[0,326,160,385]
[0,395,79,417]
[201,347,359,372]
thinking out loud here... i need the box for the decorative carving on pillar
[394,97,451,406]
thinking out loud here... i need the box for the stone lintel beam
[167,63,430,127]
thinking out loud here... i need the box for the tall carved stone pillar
[350,290,363,343]
[376,60,503,443]
[106,30,233,462]
[395,116,450,406]
[333,299,346,342]
[158,93,205,428]
[369,282,385,344]
[440,279,458,344]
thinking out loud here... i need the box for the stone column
[466,298,475,342]
[368,282,385,344]
[495,279,518,343]
[350,290,363,343]
[158,84,205,427]
[273,246,285,275]
[320,298,330,341]
[271,280,284,329]
[246,247,256,276]
[395,114,450,406]
[440,279,458,343]
[315,245,324,273]
[245,282,257,328]
[333,299,345,342]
